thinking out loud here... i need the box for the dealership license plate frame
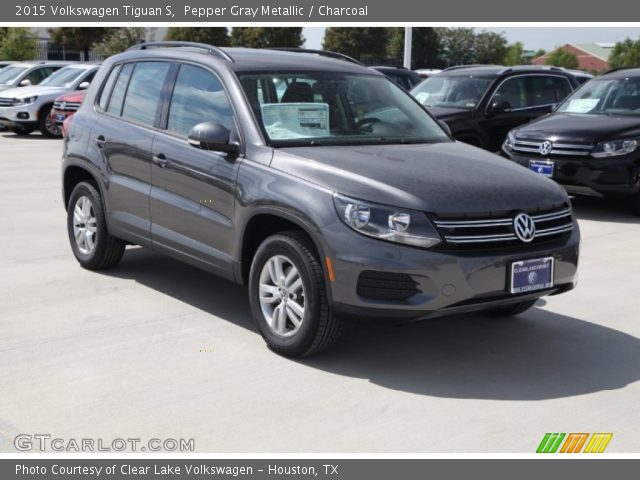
[510,257,554,294]
[529,159,555,177]
[55,114,66,123]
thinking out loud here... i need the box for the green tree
[534,49,546,58]
[164,27,230,46]
[437,28,476,66]
[48,28,110,59]
[503,41,525,66]
[230,28,303,48]
[545,48,579,69]
[386,28,440,68]
[94,28,147,58]
[323,28,389,63]
[0,28,38,61]
[474,31,508,65]
[609,38,640,69]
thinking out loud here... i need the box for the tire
[248,231,342,357]
[10,126,34,135]
[38,104,62,138]
[67,181,125,270]
[632,193,640,217]
[482,299,537,318]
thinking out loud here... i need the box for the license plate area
[529,160,554,177]
[510,257,554,294]
[55,114,66,123]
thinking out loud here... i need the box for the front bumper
[323,220,580,322]
[0,104,40,128]
[502,148,640,197]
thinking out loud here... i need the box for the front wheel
[10,125,34,135]
[482,299,537,318]
[248,231,342,357]
[39,105,62,138]
[67,181,125,270]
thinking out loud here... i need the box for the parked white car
[0,62,70,93]
[0,64,99,137]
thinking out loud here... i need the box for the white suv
[0,63,99,137]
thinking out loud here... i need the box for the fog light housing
[17,112,29,120]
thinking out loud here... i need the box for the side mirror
[18,79,31,87]
[78,81,90,90]
[488,100,511,115]
[438,120,452,136]
[187,122,239,154]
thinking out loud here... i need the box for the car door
[481,76,535,151]
[90,61,172,247]
[149,63,241,278]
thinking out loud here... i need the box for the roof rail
[602,66,638,75]
[268,48,363,66]
[443,64,501,71]
[127,41,234,63]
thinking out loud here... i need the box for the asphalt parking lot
[1,131,639,453]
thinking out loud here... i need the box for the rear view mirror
[187,122,239,154]
[488,100,511,115]
[438,120,452,136]
[78,82,90,90]
[18,79,31,87]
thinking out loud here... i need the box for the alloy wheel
[72,195,98,255]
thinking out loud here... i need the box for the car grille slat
[433,206,573,248]
[512,138,593,157]
[53,101,81,112]
[0,98,12,107]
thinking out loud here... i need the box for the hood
[515,112,640,143]
[425,106,471,121]
[55,90,86,103]
[0,85,66,100]
[272,141,568,215]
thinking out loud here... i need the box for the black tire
[38,104,62,138]
[10,126,34,136]
[482,299,537,318]
[248,231,342,357]
[67,181,125,270]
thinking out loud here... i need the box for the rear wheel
[39,105,62,138]
[249,231,342,357]
[67,181,125,270]
[482,299,537,318]
[10,125,34,135]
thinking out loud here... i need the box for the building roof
[570,43,613,61]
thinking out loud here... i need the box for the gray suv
[62,42,580,357]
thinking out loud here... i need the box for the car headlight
[11,96,38,106]
[333,193,441,248]
[502,130,516,153]
[591,138,638,158]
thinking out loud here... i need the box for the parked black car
[502,67,640,215]
[62,43,579,357]
[371,66,422,91]
[411,65,581,151]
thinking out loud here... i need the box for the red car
[50,90,86,136]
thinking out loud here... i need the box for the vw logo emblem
[513,213,536,243]
[539,141,553,156]
[528,271,538,285]
[60,102,66,110]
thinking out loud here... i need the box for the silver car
[0,64,99,137]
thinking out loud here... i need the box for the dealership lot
[0,131,639,453]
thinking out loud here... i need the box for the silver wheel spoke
[259,284,279,304]
[285,304,303,328]
[274,303,287,335]
[288,277,303,294]
[72,196,98,255]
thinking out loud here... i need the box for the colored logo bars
[536,433,613,453]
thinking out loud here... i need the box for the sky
[303,27,640,51]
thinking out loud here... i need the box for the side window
[98,65,121,111]
[106,63,134,116]
[553,77,571,101]
[492,77,527,109]
[121,62,171,126]
[80,70,96,86]
[167,64,234,136]
[530,76,561,107]
[25,67,51,85]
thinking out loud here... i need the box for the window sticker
[261,103,330,139]
[565,98,599,113]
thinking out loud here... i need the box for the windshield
[0,66,27,85]
[558,76,640,116]
[411,75,493,109]
[40,67,86,87]
[238,71,450,147]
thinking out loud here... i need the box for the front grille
[0,98,12,107]
[513,138,593,157]
[433,206,574,248]
[357,271,421,301]
[53,100,81,112]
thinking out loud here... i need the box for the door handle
[95,135,106,148]
[152,154,168,168]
